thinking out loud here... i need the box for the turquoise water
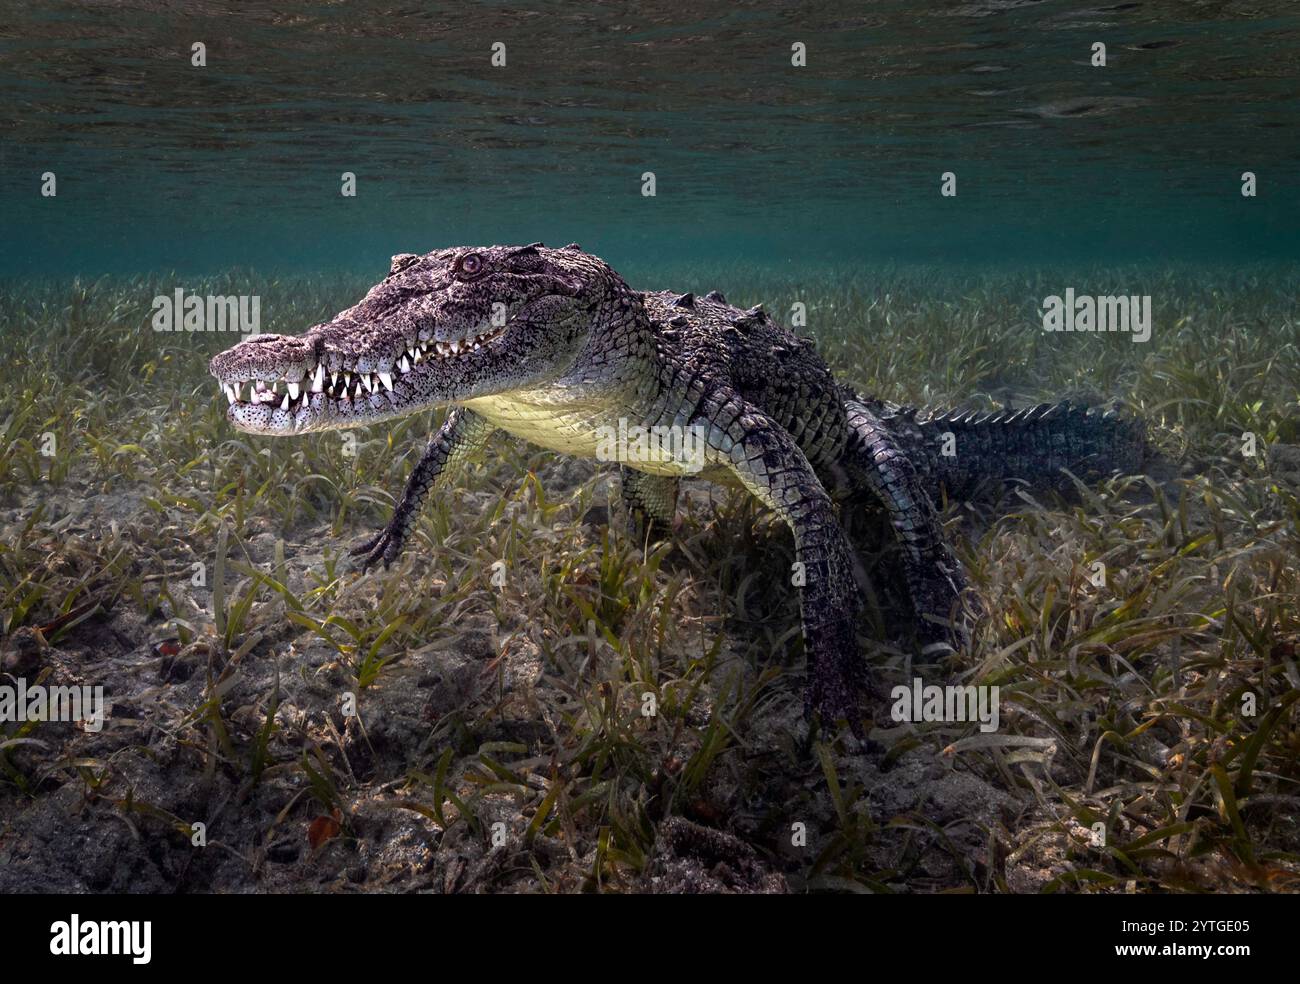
[2,1,1298,276]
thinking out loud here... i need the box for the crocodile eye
[455,252,485,279]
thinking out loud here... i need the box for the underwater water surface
[2,0,1298,276]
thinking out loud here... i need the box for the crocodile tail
[856,396,1147,501]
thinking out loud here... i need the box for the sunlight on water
[2,1,1297,274]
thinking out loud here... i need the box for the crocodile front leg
[700,391,866,731]
[620,466,679,542]
[351,407,496,571]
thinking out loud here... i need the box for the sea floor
[1,263,1297,893]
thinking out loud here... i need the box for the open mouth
[215,322,508,415]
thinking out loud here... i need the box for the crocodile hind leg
[697,391,866,731]
[351,407,496,571]
[620,466,679,542]
[842,396,967,658]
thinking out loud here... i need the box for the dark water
[2,0,1298,277]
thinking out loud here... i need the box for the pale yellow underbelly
[461,392,714,479]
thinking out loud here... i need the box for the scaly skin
[210,244,1147,734]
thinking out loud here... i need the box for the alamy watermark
[595,419,706,473]
[152,289,260,334]
[1040,288,1151,343]
[50,914,150,964]
[891,677,1000,733]
[0,678,105,732]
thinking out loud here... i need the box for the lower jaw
[226,388,427,434]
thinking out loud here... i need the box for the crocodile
[209,243,1146,731]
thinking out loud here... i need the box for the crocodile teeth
[217,319,511,414]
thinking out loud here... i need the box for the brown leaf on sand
[308,811,342,850]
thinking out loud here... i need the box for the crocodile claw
[909,563,973,661]
[802,616,871,740]
[349,522,404,573]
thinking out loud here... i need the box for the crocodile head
[209,243,624,434]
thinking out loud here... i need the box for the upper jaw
[209,319,510,432]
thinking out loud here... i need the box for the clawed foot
[349,519,406,573]
[912,564,973,662]
[916,611,971,662]
[803,616,873,741]
[625,509,674,547]
[805,662,887,755]
[806,668,867,739]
